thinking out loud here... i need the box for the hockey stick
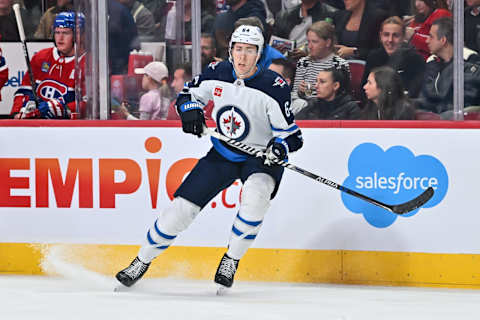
[204,128,434,215]
[13,3,39,104]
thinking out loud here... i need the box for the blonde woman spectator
[291,20,350,114]
[121,62,170,120]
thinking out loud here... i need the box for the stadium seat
[415,110,441,120]
[463,106,480,120]
[347,59,366,102]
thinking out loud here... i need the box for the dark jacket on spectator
[362,99,415,120]
[362,44,426,98]
[295,93,361,120]
[465,6,480,53]
[416,51,480,114]
[333,0,388,60]
[214,0,267,37]
[273,1,338,40]
[0,7,34,41]
[108,0,139,75]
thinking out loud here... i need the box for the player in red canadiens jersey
[11,11,86,119]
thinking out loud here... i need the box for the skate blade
[216,284,229,296]
[113,284,131,292]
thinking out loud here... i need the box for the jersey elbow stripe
[271,123,299,133]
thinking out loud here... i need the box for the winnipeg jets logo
[216,105,250,140]
[273,76,286,88]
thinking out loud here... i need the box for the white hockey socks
[138,197,200,263]
[227,173,275,260]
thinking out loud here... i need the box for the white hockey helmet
[228,25,264,65]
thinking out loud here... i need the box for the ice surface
[1,274,479,320]
[1,245,478,319]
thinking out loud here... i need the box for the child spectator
[121,61,170,120]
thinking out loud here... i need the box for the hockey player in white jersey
[116,25,303,290]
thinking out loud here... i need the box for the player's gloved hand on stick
[263,137,289,166]
[38,99,70,119]
[18,100,40,119]
[178,101,205,137]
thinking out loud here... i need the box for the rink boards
[0,120,479,288]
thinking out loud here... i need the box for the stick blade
[390,187,434,215]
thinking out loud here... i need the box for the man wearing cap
[121,61,171,120]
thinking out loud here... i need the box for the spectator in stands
[272,0,338,58]
[362,66,415,120]
[405,0,451,60]
[213,0,267,59]
[23,0,42,33]
[416,17,480,114]
[201,33,222,71]
[268,58,295,86]
[0,0,34,41]
[374,0,410,17]
[291,20,350,114]
[34,0,73,39]
[117,0,156,41]
[296,65,361,119]
[362,16,425,99]
[167,63,193,120]
[165,0,216,42]
[333,0,388,60]
[109,0,139,74]
[119,61,171,120]
[234,16,285,68]
[465,0,480,53]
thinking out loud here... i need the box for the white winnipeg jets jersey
[188,61,303,161]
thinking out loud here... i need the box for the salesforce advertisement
[0,126,477,254]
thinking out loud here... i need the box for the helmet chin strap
[234,63,258,79]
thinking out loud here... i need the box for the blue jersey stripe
[211,137,248,162]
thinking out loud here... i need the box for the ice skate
[115,256,150,288]
[214,253,239,294]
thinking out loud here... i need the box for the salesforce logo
[341,143,448,228]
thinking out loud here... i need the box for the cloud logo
[342,143,448,228]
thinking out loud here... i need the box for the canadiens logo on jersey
[273,76,286,88]
[216,105,250,140]
[37,79,68,100]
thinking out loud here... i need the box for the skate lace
[218,256,236,279]
[124,259,147,279]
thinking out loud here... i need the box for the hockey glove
[38,99,71,119]
[177,101,205,137]
[18,100,40,119]
[264,137,289,166]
